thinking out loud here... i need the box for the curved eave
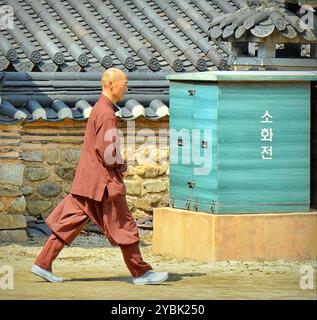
[0,98,170,123]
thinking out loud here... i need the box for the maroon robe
[45,94,140,247]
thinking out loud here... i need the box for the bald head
[101,68,128,104]
[102,68,127,85]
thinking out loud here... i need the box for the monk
[31,68,168,285]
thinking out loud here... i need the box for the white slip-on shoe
[133,270,168,285]
[31,265,63,283]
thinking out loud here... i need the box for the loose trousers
[34,191,152,278]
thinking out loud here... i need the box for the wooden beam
[311,44,317,58]
[258,42,276,58]
[224,29,317,43]
[233,56,317,69]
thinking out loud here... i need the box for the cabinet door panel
[192,83,218,212]
[169,82,194,208]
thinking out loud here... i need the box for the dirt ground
[0,231,316,300]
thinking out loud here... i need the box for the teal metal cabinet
[167,71,317,214]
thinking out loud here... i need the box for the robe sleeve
[93,117,124,169]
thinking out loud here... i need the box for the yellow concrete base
[153,208,317,262]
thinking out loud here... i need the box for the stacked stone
[120,118,170,221]
[125,161,169,221]
[0,118,170,241]
[0,162,27,242]
[22,147,79,220]
[22,146,170,223]
[0,123,27,242]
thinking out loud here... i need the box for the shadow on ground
[63,272,206,284]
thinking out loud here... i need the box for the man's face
[112,76,128,102]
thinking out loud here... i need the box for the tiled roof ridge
[209,0,317,41]
[65,0,136,69]
[0,0,244,72]
[89,0,160,71]
[167,0,229,69]
[5,0,65,65]
[112,0,184,72]
[45,0,113,68]
[0,70,170,123]
[132,0,207,71]
[0,0,315,73]
[25,0,88,67]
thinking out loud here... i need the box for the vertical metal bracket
[210,200,216,213]
[185,197,191,210]
[193,199,199,211]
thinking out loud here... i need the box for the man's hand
[116,162,128,177]
[122,170,129,178]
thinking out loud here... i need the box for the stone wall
[0,124,27,241]
[0,117,170,241]
[119,117,169,220]
[20,119,86,220]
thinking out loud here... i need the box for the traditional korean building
[0,0,316,241]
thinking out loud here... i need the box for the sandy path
[0,232,316,300]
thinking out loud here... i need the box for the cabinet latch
[188,89,196,96]
[187,181,196,188]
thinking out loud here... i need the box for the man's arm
[116,162,128,173]
[94,117,124,169]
